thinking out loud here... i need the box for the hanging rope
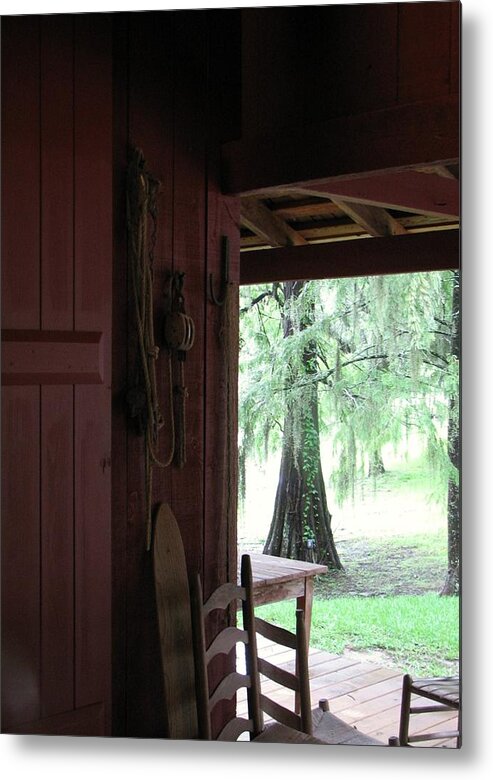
[126,149,174,550]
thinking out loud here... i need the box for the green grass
[256,593,459,678]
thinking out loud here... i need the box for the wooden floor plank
[237,640,459,748]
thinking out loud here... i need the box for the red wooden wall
[1,15,112,735]
[111,10,241,737]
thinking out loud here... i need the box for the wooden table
[241,552,328,647]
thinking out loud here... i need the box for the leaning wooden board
[153,503,198,739]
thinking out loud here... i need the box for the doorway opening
[238,270,460,736]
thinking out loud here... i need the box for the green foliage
[256,593,459,678]
[239,272,458,507]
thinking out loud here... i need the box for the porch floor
[237,634,459,748]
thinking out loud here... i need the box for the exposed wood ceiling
[240,166,459,253]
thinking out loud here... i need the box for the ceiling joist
[240,230,459,285]
[329,198,407,237]
[240,196,307,246]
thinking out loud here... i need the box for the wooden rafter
[240,230,459,285]
[240,197,307,246]
[415,165,457,180]
[329,198,407,237]
[292,171,459,220]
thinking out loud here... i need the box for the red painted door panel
[1,15,112,735]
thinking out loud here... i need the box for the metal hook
[208,235,230,306]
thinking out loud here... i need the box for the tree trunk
[263,281,342,569]
[368,450,385,478]
[441,271,460,596]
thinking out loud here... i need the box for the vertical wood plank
[124,10,175,738]
[203,14,241,736]
[1,16,40,329]
[1,16,42,732]
[40,387,74,717]
[1,388,41,728]
[450,2,460,96]
[204,174,240,594]
[40,15,74,332]
[171,10,207,577]
[398,2,452,103]
[111,11,130,738]
[73,14,112,733]
[39,15,75,719]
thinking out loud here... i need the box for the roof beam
[329,199,407,237]
[222,95,459,196]
[240,230,459,285]
[240,197,307,246]
[292,170,459,220]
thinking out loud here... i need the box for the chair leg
[399,674,412,746]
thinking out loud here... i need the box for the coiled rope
[126,149,175,549]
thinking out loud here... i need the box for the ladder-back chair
[191,554,323,742]
[190,554,264,740]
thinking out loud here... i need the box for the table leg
[297,577,314,649]
[295,577,314,714]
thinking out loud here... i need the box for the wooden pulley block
[164,311,195,352]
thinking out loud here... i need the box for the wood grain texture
[1,16,40,329]
[1,387,41,729]
[38,18,76,719]
[124,11,174,738]
[205,627,248,663]
[40,15,74,331]
[324,200,407,238]
[5,702,105,737]
[252,721,326,744]
[241,196,307,246]
[41,386,74,717]
[153,503,198,740]
[240,230,460,286]
[73,15,112,732]
[170,12,207,575]
[110,12,130,737]
[1,330,103,385]
[294,171,459,220]
[203,583,245,615]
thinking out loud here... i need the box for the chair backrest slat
[205,626,248,663]
[209,672,251,711]
[203,583,246,615]
[255,616,297,650]
[217,717,255,742]
[260,694,302,733]
[258,656,298,692]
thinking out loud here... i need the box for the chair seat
[252,722,327,744]
[408,676,460,708]
[397,673,461,747]
[311,707,383,746]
